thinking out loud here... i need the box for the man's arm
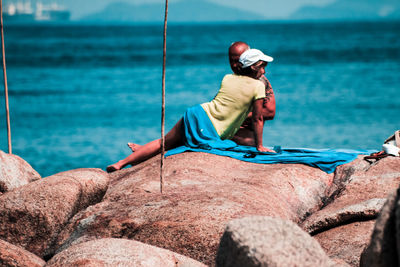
[239,76,275,130]
[252,98,274,152]
[260,76,276,120]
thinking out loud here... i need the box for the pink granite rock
[0,168,109,258]
[303,156,400,266]
[0,150,41,193]
[52,152,336,266]
[216,216,337,267]
[302,198,385,234]
[360,190,399,267]
[314,220,376,267]
[332,156,400,207]
[0,239,45,267]
[45,238,206,267]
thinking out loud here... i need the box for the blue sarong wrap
[166,104,373,174]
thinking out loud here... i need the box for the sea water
[0,21,399,177]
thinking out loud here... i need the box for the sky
[62,0,335,20]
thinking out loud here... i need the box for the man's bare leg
[233,127,275,152]
[107,119,184,172]
[231,128,256,146]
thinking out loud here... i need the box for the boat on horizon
[3,0,70,23]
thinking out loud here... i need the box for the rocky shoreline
[0,149,399,266]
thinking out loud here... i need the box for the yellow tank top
[201,74,265,140]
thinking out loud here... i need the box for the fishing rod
[0,0,12,154]
[160,0,168,193]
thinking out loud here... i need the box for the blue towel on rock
[166,104,373,174]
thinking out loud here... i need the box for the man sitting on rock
[127,41,276,153]
[229,41,276,146]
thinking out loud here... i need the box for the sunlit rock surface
[0,168,109,258]
[52,152,337,265]
[0,150,41,193]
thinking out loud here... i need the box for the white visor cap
[239,48,274,68]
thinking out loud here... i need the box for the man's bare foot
[106,163,121,173]
[127,143,142,152]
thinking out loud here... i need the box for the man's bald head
[229,41,250,74]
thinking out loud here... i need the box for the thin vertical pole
[0,0,12,154]
[160,0,168,193]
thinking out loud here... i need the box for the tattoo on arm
[263,82,273,104]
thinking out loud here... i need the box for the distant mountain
[81,0,267,23]
[291,0,400,20]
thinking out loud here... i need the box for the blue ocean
[0,21,399,177]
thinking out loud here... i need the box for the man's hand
[257,146,276,153]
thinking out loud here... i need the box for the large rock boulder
[314,220,375,267]
[0,239,45,267]
[325,155,370,199]
[0,150,41,193]
[302,198,386,234]
[331,156,400,208]
[45,238,207,267]
[360,189,399,266]
[303,156,400,266]
[52,152,336,266]
[216,216,337,267]
[0,168,109,259]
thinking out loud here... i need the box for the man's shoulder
[222,73,235,80]
[224,74,263,85]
